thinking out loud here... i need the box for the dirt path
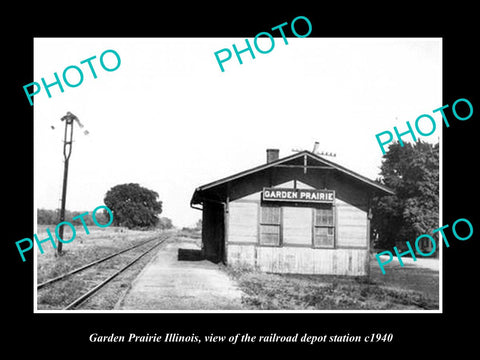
[115,237,244,310]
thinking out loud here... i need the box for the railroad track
[37,234,171,310]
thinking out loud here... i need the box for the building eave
[191,151,394,205]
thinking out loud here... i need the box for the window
[259,206,281,246]
[259,205,336,248]
[313,207,335,248]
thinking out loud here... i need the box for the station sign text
[262,188,335,203]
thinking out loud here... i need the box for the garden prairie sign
[262,188,335,203]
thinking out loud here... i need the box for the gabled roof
[191,150,393,205]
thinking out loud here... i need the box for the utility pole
[56,111,91,256]
[56,112,76,256]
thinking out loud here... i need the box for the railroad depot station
[190,149,394,276]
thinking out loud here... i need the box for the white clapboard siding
[228,244,256,267]
[282,206,312,245]
[228,201,258,243]
[336,203,367,248]
[254,246,368,275]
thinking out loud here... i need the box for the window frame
[281,205,314,247]
[257,203,336,249]
[258,204,282,247]
[312,205,336,249]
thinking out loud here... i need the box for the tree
[37,208,110,226]
[157,217,173,230]
[37,208,58,225]
[371,140,439,250]
[104,183,162,229]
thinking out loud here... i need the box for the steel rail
[37,235,163,289]
[63,237,168,310]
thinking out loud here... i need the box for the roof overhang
[191,150,394,205]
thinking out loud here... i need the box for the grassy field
[36,225,171,310]
[36,224,438,311]
[226,257,439,311]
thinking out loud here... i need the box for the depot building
[190,149,393,276]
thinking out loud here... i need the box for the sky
[33,37,442,228]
